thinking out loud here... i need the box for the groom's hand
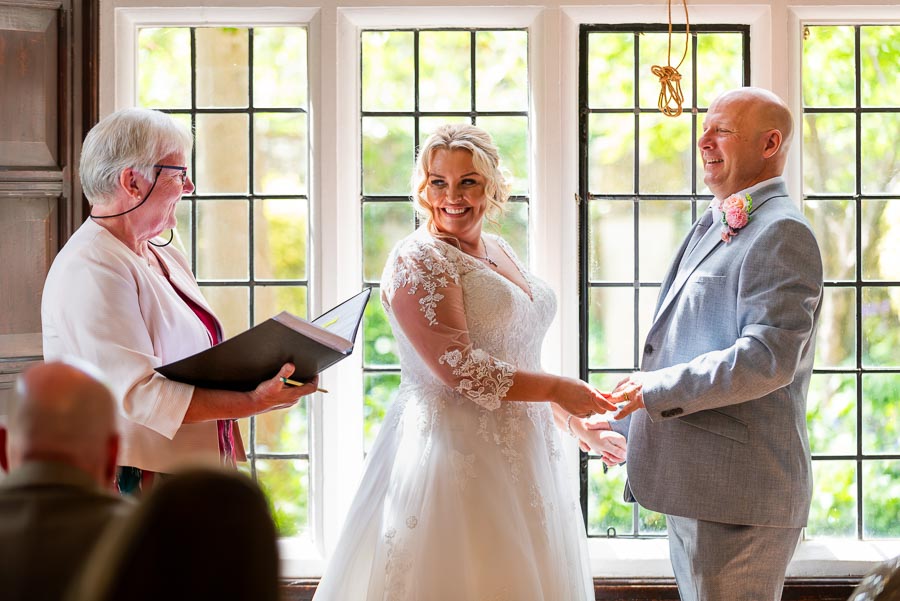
[611,375,644,419]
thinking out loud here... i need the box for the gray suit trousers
[667,515,802,601]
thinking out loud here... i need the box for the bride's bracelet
[565,414,578,439]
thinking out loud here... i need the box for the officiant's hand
[556,378,617,418]
[251,363,319,413]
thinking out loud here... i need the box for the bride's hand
[570,417,627,466]
[555,378,616,417]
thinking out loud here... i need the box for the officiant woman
[41,108,318,495]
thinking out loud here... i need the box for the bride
[314,124,626,600]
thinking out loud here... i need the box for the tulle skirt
[314,384,593,601]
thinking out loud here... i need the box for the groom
[604,87,823,600]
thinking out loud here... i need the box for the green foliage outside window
[802,24,900,540]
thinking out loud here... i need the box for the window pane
[588,114,634,195]
[488,201,528,264]
[174,200,193,260]
[863,460,900,538]
[587,32,634,109]
[475,30,528,111]
[803,199,855,281]
[196,113,250,194]
[254,113,307,195]
[253,199,308,281]
[862,287,900,367]
[862,199,900,281]
[802,26,855,108]
[364,286,398,367]
[862,373,900,454]
[638,286,660,348]
[639,32,693,110]
[476,116,529,195]
[362,31,414,112]
[696,33,743,108]
[196,199,249,281]
[364,372,401,453]
[806,373,856,455]
[588,287,634,368]
[362,117,415,196]
[587,459,631,536]
[138,21,311,542]
[639,507,667,535]
[807,460,857,538]
[363,202,415,282]
[254,286,307,325]
[639,200,692,282]
[815,287,856,368]
[860,25,899,108]
[254,27,307,108]
[200,285,249,338]
[196,28,248,108]
[802,113,855,195]
[639,113,691,194]
[256,401,308,455]
[589,200,634,282]
[419,116,471,144]
[861,113,900,194]
[256,458,308,537]
[419,31,471,112]
[589,372,627,392]
[138,28,191,108]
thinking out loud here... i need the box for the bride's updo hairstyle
[411,124,511,239]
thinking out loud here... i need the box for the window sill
[279,535,900,579]
[586,537,900,578]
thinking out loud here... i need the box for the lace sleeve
[383,239,516,410]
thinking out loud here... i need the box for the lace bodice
[315,227,593,601]
[381,228,556,410]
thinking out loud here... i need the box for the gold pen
[281,377,329,394]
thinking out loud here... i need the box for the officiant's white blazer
[42,219,221,473]
[618,178,823,528]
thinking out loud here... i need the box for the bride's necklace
[471,236,498,267]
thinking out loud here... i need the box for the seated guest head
[8,359,119,487]
[70,467,280,601]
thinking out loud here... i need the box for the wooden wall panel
[0,0,82,402]
[0,6,59,167]
[0,196,58,334]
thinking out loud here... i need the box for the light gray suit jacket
[614,179,823,528]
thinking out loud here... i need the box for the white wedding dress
[314,228,593,601]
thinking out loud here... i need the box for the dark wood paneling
[0,196,58,334]
[280,577,859,601]
[0,5,59,167]
[0,0,82,389]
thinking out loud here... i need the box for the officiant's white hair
[411,123,511,234]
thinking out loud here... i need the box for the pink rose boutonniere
[713,193,753,243]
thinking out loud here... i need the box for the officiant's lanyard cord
[651,0,690,117]
[90,167,175,248]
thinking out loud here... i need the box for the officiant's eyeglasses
[153,164,188,185]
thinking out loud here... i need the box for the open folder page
[156,288,372,391]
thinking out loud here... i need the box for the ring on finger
[623,392,630,402]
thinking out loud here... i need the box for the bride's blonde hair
[411,124,510,240]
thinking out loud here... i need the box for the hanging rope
[651,0,690,117]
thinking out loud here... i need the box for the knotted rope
[651,0,690,117]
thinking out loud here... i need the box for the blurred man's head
[7,360,119,488]
[698,87,794,199]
